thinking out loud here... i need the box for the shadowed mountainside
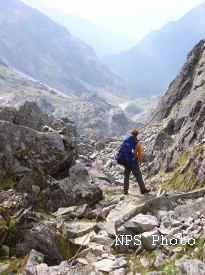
[103,1,205,95]
[0,0,147,104]
[20,0,137,59]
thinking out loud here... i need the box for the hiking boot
[141,189,151,194]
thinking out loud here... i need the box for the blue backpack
[115,134,139,167]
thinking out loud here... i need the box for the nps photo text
[115,235,196,246]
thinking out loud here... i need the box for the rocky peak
[80,93,112,111]
[148,40,205,124]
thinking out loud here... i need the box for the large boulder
[0,188,36,216]
[14,101,53,131]
[59,163,103,206]
[0,106,17,122]
[123,213,159,233]
[19,249,44,275]
[15,224,69,265]
[0,120,77,180]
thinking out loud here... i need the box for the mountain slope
[0,57,139,138]
[0,0,147,104]
[143,39,205,183]
[20,0,136,59]
[103,1,205,95]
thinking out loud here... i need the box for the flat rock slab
[92,258,114,273]
[69,230,96,254]
[53,204,91,218]
[105,198,144,236]
[124,213,159,233]
[63,221,96,239]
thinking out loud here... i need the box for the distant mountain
[0,0,148,104]
[103,1,205,95]
[20,0,137,59]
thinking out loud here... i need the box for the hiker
[122,128,150,195]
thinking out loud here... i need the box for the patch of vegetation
[36,193,50,210]
[162,169,196,191]
[169,147,175,157]
[81,217,94,223]
[124,239,204,274]
[0,257,9,265]
[66,249,73,259]
[55,153,65,160]
[102,188,121,197]
[200,180,205,188]
[0,258,21,275]
[0,216,8,245]
[0,175,17,190]
[125,252,154,275]
[161,146,201,191]
[4,216,22,250]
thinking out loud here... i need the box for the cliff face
[142,40,205,185]
[148,40,205,127]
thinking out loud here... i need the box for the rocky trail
[0,100,205,275]
[0,40,205,274]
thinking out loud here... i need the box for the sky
[38,0,204,20]
[38,0,204,39]
[23,0,205,40]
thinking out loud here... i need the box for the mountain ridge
[20,0,137,59]
[0,0,147,104]
[103,1,205,95]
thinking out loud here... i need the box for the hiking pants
[124,163,146,193]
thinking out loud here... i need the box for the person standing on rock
[119,128,151,195]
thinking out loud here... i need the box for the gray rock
[14,101,52,131]
[88,242,105,256]
[16,224,69,265]
[63,221,97,240]
[0,263,10,273]
[53,204,91,218]
[176,256,205,275]
[154,250,166,268]
[36,263,49,275]
[140,257,150,267]
[109,268,126,275]
[92,258,114,273]
[141,228,161,250]
[20,249,44,275]
[0,106,17,122]
[69,230,96,254]
[0,245,9,257]
[96,141,105,151]
[36,97,55,115]
[124,213,159,233]
[59,163,102,206]
[0,120,77,180]
[105,199,142,236]
[89,169,112,184]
